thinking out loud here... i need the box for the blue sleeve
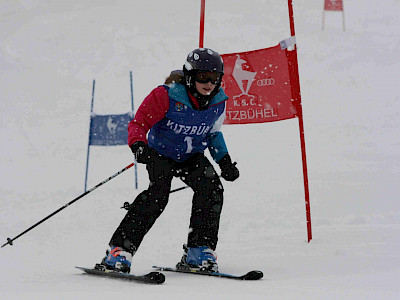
[208,131,228,163]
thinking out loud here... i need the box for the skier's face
[195,81,216,96]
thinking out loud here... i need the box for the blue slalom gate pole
[130,71,138,189]
[84,79,95,192]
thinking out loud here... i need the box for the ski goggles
[195,71,221,84]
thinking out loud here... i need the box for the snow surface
[1,0,400,299]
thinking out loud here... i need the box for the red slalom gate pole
[199,0,205,47]
[287,0,312,242]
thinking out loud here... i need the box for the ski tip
[243,270,263,280]
[145,271,165,284]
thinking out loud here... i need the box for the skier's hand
[218,154,239,182]
[130,141,154,164]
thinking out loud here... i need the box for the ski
[152,265,263,281]
[76,266,165,284]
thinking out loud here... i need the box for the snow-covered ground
[1,0,399,299]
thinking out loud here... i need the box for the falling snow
[1,0,400,299]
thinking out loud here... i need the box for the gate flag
[322,0,345,31]
[89,113,133,146]
[221,42,299,125]
[84,77,137,192]
[324,0,343,11]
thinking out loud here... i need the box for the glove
[130,141,154,164]
[218,154,239,182]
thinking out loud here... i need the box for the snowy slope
[1,0,400,299]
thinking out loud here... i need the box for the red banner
[324,0,343,11]
[221,44,298,124]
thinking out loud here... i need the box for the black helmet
[183,48,224,74]
[183,48,224,108]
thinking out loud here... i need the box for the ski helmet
[183,48,224,74]
[183,48,224,107]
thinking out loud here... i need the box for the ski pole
[2,163,135,248]
[120,183,191,210]
[121,172,225,211]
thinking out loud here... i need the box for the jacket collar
[166,83,228,107]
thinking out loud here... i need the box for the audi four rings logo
[257,78,275,86]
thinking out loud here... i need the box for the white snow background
[1,0,399,299]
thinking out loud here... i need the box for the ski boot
[96,246,133,273]
[177,244,218,272]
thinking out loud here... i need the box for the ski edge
[152,265,263,281]
[76,266,165,284]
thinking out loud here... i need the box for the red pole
[199,0,205,47]
[288,0,296,45]
[287,0,312,242]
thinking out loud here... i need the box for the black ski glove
[218,154,239,182]
[130,141,154,164]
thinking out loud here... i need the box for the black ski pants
[109,153,224,254]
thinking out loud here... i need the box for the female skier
[99,48,239,273]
